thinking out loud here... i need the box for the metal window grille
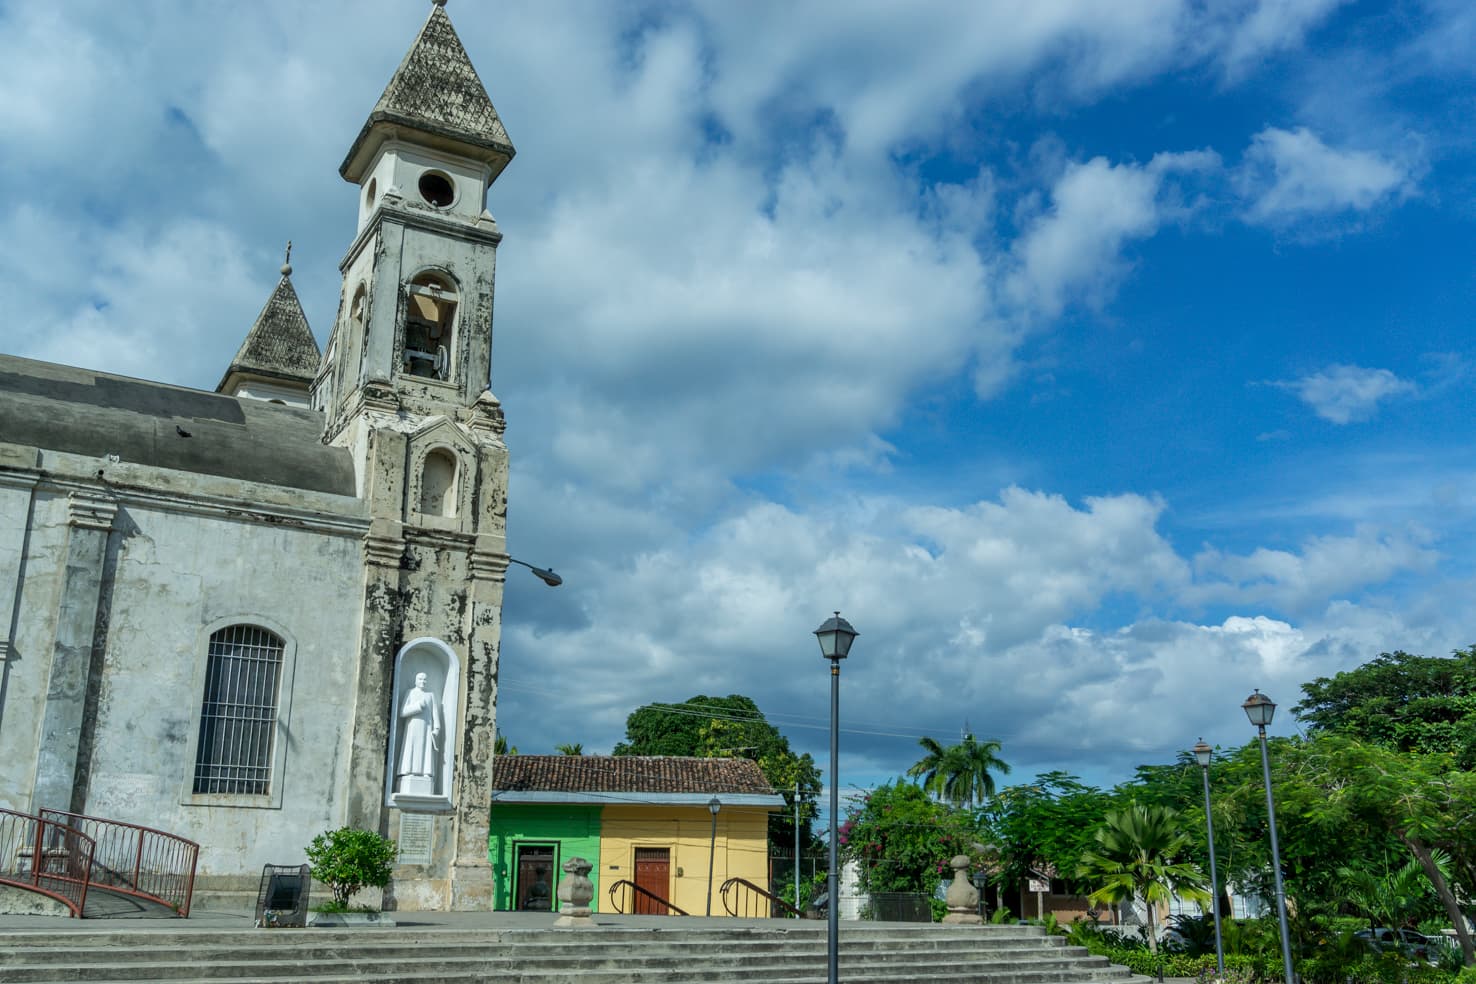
[193,625,284,795]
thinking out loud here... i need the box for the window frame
[179,615,298,810]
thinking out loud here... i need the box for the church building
[0,1,521,910]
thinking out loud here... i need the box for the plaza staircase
[0,920,1147,984]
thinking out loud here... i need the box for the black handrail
[606,878,688,916]
[719,875,806,919]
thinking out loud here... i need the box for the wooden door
[515,845,555,910]
[633,847,671,914]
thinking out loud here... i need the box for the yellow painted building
[601,802,773,915]
[490,756,786,915]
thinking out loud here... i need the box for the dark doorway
[633,847,671,914]
[515,844,556,910]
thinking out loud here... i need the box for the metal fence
[39,809,199,916]
[0,808,96,916]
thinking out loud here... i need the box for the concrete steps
[0,922,1146,984]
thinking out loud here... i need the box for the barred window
[193,625,284,795]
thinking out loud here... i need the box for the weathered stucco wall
[0,481,67,812]
[81,500,364,875]
[0,442,370,877]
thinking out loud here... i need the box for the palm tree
[1076,803,1210,953]
[555,743,584,756]
[1338,854,1440,930]
[906,733,1011,809]
[494,730,518,756]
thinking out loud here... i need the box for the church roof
[0,354,356,497]
[217,271,321,393]
[490,756,786,808]
[340,2,515,183]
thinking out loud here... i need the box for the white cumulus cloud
[1239,126,1415,226]
[1273,363,1418,423]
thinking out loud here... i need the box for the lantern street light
[1192,739,1225,977]
[815,612,858,984]
[1243,690,1295,984]
[706,796,722,917]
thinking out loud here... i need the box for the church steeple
[339,1,515,187]
[315,0,513,435]
[217,244,321,407]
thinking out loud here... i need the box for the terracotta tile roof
[341,4,514,180]
[218,274,320,390]
[492,756,775,796]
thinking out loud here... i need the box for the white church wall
[0,485,68,812]
[80,499,365,875]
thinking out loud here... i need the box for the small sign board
[1028,879,1050,894]
[398,813,435,865]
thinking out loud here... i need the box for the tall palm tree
[555,742,584,756]
[1076,803,1210,952]
[906,733,1010,809]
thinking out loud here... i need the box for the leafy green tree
[1076,803,1210,953]
[983,772,1120,893]
[614,694,821,851]
[305,827,398,908]
[555,742,584,755]
[841,781,979,897]
[906,733,1011,809]
[1260,735,1476,965]
[1294,648,1476,766]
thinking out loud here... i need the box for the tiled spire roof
[340,3,515,182]
[216,271,320,393]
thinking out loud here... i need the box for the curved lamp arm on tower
[508,557,562,587]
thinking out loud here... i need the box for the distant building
[0,2,522,910]
[490,756,786,914]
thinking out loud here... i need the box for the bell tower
[316,0,514,433]
[318,0,516,911]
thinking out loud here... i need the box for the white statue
[396,672,442,794]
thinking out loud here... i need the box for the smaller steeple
[217,243,322,407]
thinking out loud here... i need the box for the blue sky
[1,1,1473,822]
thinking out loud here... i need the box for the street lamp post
[706,796,722,917]
[1244,690,1295,984]
[1192,739,1225,977]
[507,557,563,586]
[815,612,858,984]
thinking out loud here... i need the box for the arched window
[192,624,285,796]
[420,449,458,517]
[402,273,457,381]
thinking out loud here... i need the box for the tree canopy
[1294,647,1476,766]
[841,781,978,896]
[614,694,821,850]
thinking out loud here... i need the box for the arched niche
[384,637,460,811]
[419,447,459,517]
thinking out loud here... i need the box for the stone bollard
[941,854,983,925]
[552,856,597,929]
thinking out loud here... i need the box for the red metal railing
[0,808,95,917]
[607,878,689,916]
[39,809,199,916]
[720,876,806,919]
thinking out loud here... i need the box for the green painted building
[488,803,601,911]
